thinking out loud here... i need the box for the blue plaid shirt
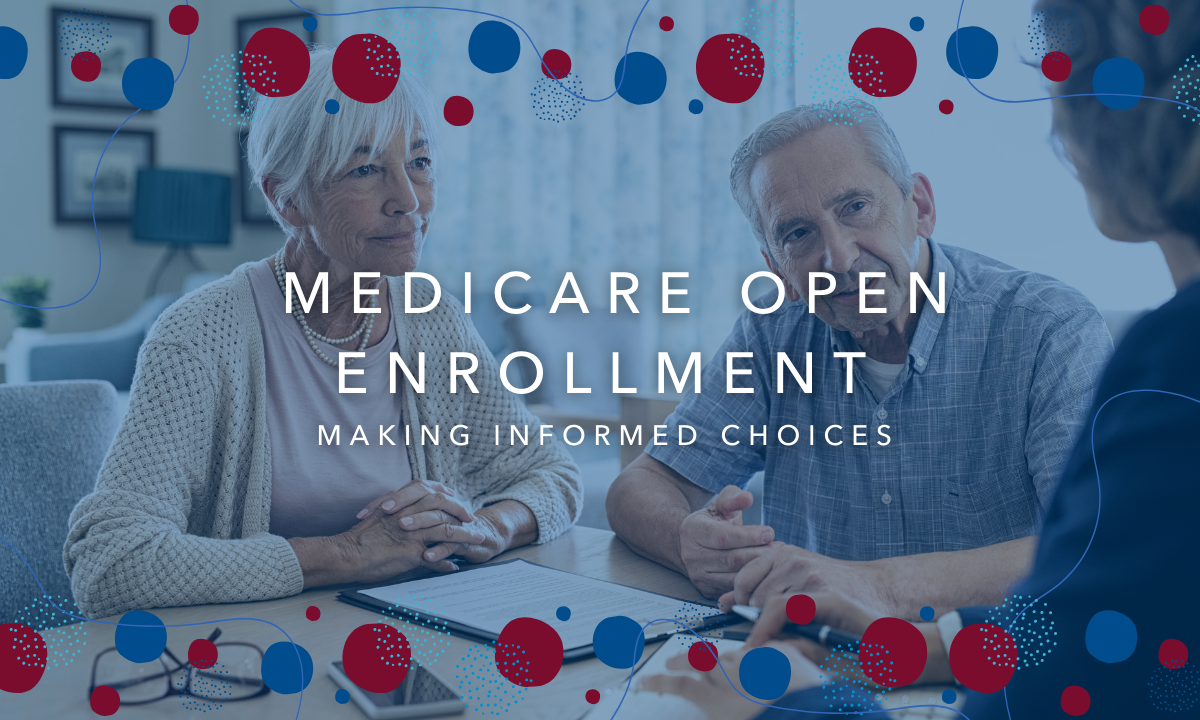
[646,240,1111,561]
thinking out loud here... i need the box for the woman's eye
[348,165,377,178]
[411,156,432,171]
[845,200,866,214]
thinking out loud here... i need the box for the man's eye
[786,228,808,242]
[348,165,377,178]
[845,200,866,214]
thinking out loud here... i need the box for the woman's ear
[261,177,306,228]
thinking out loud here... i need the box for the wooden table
[3,526,726,719]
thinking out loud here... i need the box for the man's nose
[822,229,859,275]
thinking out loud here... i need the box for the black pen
[730,604,862,653]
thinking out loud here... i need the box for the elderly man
[605,99,1111,619]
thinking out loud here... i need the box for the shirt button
[881,492,892,505]
[876,408,888,420]
[915,357,926,368]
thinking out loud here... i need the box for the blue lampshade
[132,169,232,245]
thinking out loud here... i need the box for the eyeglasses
[88,628,270,705]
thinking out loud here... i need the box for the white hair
[729,99,913,255]
[245,45,441,237]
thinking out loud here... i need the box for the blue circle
[942,688,957,704]
[945,26,999,79]
[0,26,29,80]
[739,647,791,700]
[122,57,175,110]
[1092,58,1145,110]
[556,606,571,622]
[325,99,340,114]
[468,20,520,74]
[261,642,314,694]
[114,611,167,663]
[613,52,667,105]
[688,99,703,114]
[303,16,318,32]
[592,616,645,669]
[920,606,935,621]
[335,688,350,704]
[1085,610,1137,663]
[910,17,925,32]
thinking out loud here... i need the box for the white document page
[360,560,724,650]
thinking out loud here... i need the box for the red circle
[1061,685,1091,716]
[786,595,816,625]
[948,623,1018,693]
[90,685,120,716]
[306,606,321,621]
[688,641,719,671]
[1139,5,1169,35]
[169,5,199,35]
[696,33,765,104]
[585,689,601,704]
[1041,51,1071,82]
[343,624,411,694]
[540,49,572,79]
[849,27,918,97]
[939,99,954,114]
[242,27,310,98]
[1159,639,1189,669]
[444,96,474,126]
[0,624,47,693]
[495,617,564,687]
[858,617,927,687]
[188,639,218,670]
[70,51,101,82]
[333,33,402,104]
[659,17,674,31]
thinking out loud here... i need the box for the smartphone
[328,661,465,719]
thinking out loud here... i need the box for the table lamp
[133,168,232,297]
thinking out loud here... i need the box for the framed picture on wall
[236,13,314,114]
[238,130,274,224]
[55,126,155,223]
[51,8,153,109]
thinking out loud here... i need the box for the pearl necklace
[273,248,377,367]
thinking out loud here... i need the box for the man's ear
[762,250,801,303]
[910,172,936,239]
[261,177,306,228]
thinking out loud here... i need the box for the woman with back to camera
[64,46,583,619]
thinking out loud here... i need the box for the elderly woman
[64,47,582,619]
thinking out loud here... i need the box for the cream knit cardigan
[64,265,583,619]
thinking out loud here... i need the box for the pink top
[246,259,413,539]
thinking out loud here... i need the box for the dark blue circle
[556,606,571,622]
[592,616,645,669]
[468,20,520,74]
[910,17,925,32]
[335,688,350,704]
[1085,610,1137,662]
[1092,58,1145,110]
[0,26,29,79]
[942,688,957,704]
[920,606,934,621]
[261,642,314,694]
[303,16,318,32]
[122,57,175,110]
[115,611,167,663]
[739,647,791,700]
[945,26,999,79]
[325,99,340,114]
[613,52,667,105]
[688,99,703,114]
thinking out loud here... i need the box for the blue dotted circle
[261,642,314,694]
[614,52,667,105]
[739,647,791,700]
[942,688,957,704]
[115,610,167,663]
[946,26,999,79]
[335,688,350,704]
[325,99,340,114]
[1092,57,1145,110]
[592,616,645,669]
[122,57,175,110]
[0,26,30,79]
[1085,610,1137,663]
[920,606,935,621]
[468,20,520,74]
[556,606,571,622]
[303,16,317,32]
[910,17,925,32]
[688,99,703,114]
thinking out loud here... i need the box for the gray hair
[729,99,913,254]
[246,45,441,237]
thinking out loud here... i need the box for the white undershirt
[844,335,906,399]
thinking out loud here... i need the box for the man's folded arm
[606,453,714,573]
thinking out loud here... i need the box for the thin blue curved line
[283,1,649,102]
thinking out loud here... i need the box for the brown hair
[1036,0,1200,243]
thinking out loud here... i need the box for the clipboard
[336,558,739,662]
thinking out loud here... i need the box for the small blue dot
[556,606,571,621]
[920,606,935,621]
[942,688,957,704]
[688,99,703,114]
[910,17,925,32]
[335,688,350,704]
[325,99,340,114]
[303,16,318,32]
